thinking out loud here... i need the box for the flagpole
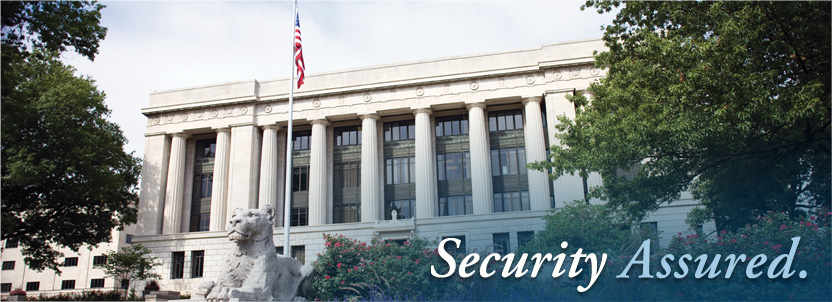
[282,0,298,257]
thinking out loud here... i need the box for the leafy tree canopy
[96,244,160,299]
[532,1,830,230]
[1,1,141,272]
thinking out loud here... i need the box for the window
[61,280,76,290]
[93,255,107,266]
[291,207,308,227]
[1,283,11,293]
[518,231,535,248]
[385,157,416,184]
[490,147,527,176]
[90,279,105,288]
[292,131,311,150]
[197,139,217,159]
[439,195,472,216]
[335,126,362,146]
[383,120,415,141]
[63,257,78,267]
[488,110,523,131]
[441,236,466,255]
[334,162,360,188]
[292,166,309,192]
[493,191,530,212]
[26,282,39,292]
[493,233,510,255]
[125,234,133,244]
[385,199,415,220]
[4,239,18,248]
[171,252,185,279]
[191,251,205,278]
[435,115,468,137]
[121,279,129,289]
[199,174,213,198]
[333,204,360,223]
[275,246,306,264]
[2,261,14,270]
[641,222,659,237]
[437,152,470,180]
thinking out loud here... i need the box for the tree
[531,1,830,231]
[96,244,160,300]
[1,1,141,272]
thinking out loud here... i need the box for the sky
[62,1,618,160]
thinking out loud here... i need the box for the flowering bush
[10,289,26,296]
[307,234,455,301]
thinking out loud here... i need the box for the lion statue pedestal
[190,205,315,301]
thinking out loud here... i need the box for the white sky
[62,1,617,160]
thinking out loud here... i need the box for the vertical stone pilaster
[209,128,231,231]
[413,108,437,218]
[163,132,190,234]
[227,124,262,213]
[258,124,281,214]
[308,119,329,226]
[523,97,551,211]
[138,133,170,235]
[466,103,494,214]
[544,90,585,207]
[360,114,381,222]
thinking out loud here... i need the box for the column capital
[412,107,432,115]
[310,119,330,126]
[262,124,282,131]
[360,113,380,121]
[522,96,543,105]
[171,132,191,139]
[213,127,231,133]
[465,102,487,110]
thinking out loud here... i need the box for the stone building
[134,38,710,292]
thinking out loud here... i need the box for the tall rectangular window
[25,282,39,292]
[441,236,466,255]
[191,251,205,278]
[435,115,469,137]
[490,147,527,176]
[63,257,78,267]
[291,208,308,227]
[90,279,105,288]
[292,166,309,192]
[492,233,510,255]
[335,126,362,146]
[438,195,472,216]
[385,157,416,184]
[488,110,524,132]
[437,152,470,180]
[93,255,107,266]
[517,231,535,248]
[61,280,75,290]
[334,162,361,189]
[171,252,185,279]
[1,283,12,293]
[383,121,415,141]
[292,131,311,150]
[1,261,14,270]
[191,138,216,232]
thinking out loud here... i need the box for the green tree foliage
[1,1,141,272]
[532,1,831,231]
[96,244,160,300]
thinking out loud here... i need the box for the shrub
[29,290,122,301]
[144,279,160,291]
[9,289,26,296]
[308,234,455,301]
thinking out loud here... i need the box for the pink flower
[335,242,343,247]
[396,256,402,260]
[337,263,342,268]
[764,241,769,245]
[415,259,420,265]
[325,242,332,247]
[806,222,814,227]
[353,266,358,270]
[407,272,412,275]
[341,281,345,285]
[731,239,737,244]
[325,275,331,279]
[780,224,787,230]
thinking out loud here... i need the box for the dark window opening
[61,280,75,290]
[441,236,466,256]
[171,252,185,279]
[493,233,510,255]
[63,257,78,267]
[191,251,205,278]
[90,279,105,288]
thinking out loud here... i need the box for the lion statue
[193,205,315,301]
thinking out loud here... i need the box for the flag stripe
[294,13,305,88]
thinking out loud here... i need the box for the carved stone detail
[312,99,321,108]
[363,93,372,102]
[415,87,425,96]
[470,81,479,90]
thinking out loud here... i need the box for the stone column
[413,108,437,218]
[522,97,551,211]
[360,114,381,222]
[137,133,170,235]
[258,124,281,212]
[544,90,585,207]
[209,128,231,231]
[466,103,494,214]
[308,119,329,226]
[227,124,261,212]
[163,132,190,234]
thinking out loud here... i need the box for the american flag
[294,12,305,88]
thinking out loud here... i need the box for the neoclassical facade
[135,39,710,292]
